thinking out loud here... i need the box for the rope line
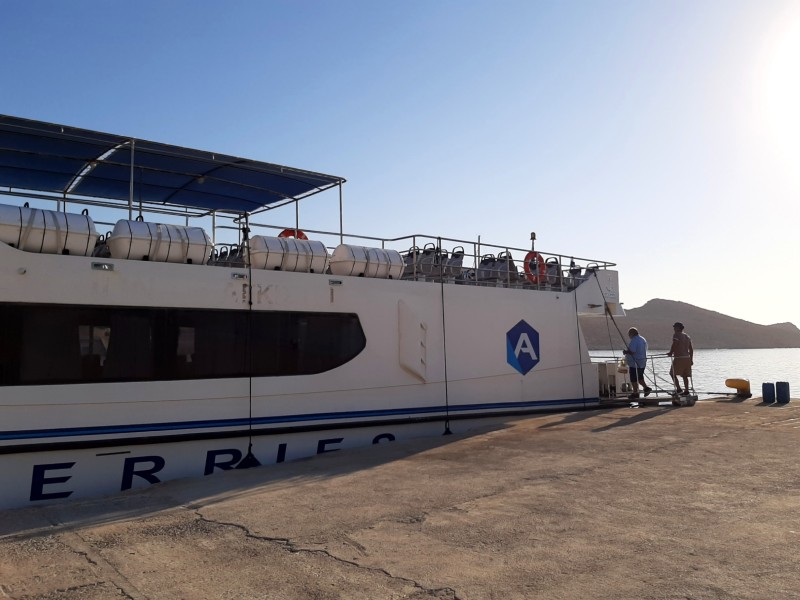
[590,273,696,396]
[574,282,586,399]
[439,237,452,435]
[237,215,261,469]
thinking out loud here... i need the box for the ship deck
[2,396,798,599]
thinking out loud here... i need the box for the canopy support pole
[338,184,343,245]
[128,139,135,220]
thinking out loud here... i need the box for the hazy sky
[2,1,798,327]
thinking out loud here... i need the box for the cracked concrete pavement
[2,397,800,599]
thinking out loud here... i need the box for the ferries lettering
[29,433,398,502]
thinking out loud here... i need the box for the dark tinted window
[0,304,365,386]
[164,310,248,379]
[250,312,365,376]
[16,306,154,384]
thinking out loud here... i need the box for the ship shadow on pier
[1,420,516,540]
[535,402,678,433]
[6,398,752,540]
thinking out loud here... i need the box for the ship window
[250,311,365,376]
[0,304,21,385]
[12,306,155,384]
[176,327,195,363]
[294,313,365,375]
[78,324,108,380]
[79,325,110,359]
[167,310,248,379]
[0,304,365,386]
[20,307,82,383]
[101,313,154,380]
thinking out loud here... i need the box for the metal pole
[128,139,135,220]
[138,167,143,219]
[338,184,343,245]
[295,200,299,235]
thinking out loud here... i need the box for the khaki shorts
[671,357,692,378]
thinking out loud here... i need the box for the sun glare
[760,8,800,170]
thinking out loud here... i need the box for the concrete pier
[2,397,799,599]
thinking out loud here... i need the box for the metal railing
[592,353,695,399]
[239,219,616,293]
[0,191,616,293]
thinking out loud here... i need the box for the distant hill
[580,299,800,350]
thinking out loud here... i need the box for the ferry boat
[0,115,624,509]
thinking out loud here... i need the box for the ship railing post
[338,183,344,246]
[128,138,135,221]
[295,199,299,238]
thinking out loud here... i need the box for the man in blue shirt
[623,327,652,400]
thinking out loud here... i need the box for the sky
[1,0,799,327]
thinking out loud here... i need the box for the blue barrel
[776,381,790,404]
[762,382,776,403]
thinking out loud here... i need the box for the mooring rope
[439,237,452,435]
[573,283,587,400]
[591,272,684,395]
[237,214,261,469]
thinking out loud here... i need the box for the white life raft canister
[0,202,98,256]
[329,244,405,279]
[107,220,212,264]
[248,235,329,273]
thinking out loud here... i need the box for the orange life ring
[278,228,308,240]
[523,251,547,284]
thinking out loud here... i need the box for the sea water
[589,348,800,399]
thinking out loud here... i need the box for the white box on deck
[598,360,627,397]
[248,235,329,273]
[0,203,98,256]
[108,220,212,264]
[248,235,285,270]
[280,237,328,273]
[329,244,405,279]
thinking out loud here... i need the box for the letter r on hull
[121,456,166,491]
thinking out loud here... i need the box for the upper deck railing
[234,219,615,292]
[0,190,615,293]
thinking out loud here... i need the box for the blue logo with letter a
[507,320,540,375]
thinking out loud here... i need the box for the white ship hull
[0,243,603,509]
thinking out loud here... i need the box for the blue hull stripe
[1,397,596,442]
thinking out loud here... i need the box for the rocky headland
[580,298,800,350]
